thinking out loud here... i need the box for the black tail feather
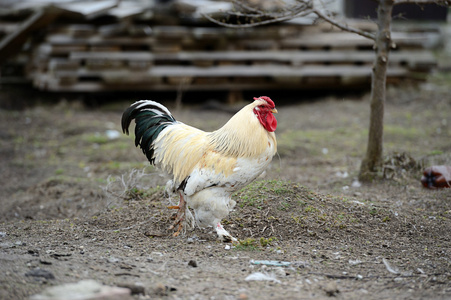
[121,100,176,164]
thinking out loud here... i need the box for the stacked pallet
[29,22,438,92]
[0,0,441,92]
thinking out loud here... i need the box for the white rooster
[121,96,277,242]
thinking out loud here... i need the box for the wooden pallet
[27,23,439,92]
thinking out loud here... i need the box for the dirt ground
[0,80,450,299]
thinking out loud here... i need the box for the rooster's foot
[216,222,237,243]
[168,192,186,237]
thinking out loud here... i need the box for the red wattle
[265,113,277,132]
[256,110,277,132]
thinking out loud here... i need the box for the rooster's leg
[215,222,237,243]
[168,192,186,237]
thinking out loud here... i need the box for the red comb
[253,96,275,108]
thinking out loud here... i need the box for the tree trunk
[359,0,394,181]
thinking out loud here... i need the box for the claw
[215,222,237,243]
[172,223,183,237]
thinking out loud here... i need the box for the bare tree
[204,0,450,181]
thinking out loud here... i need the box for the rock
[107,256,120,263]
[25,268,55,280]
[188,260,198,267]
[152,283,177,297]
[39,258,52,265]
[30,279,132,300]
[273,267,287,277]
[152,283,167,296]
[323,281,339,296]
[117,282,145,295]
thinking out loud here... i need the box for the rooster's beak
[271,108,278,114]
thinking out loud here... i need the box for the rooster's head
[252,96,278,132]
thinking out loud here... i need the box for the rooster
[121,96,277,242]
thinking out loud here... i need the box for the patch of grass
[125,185,164,201]
[235,238,259,251]
[304,205,318,213]
[369,207,378,215]
[83,133,109,144]
[234,237,278,251]
[259,237,277,247]
[54,168,64,175]
[277,128,365,157]
[126,187,150,200]
[427,150,443,156]
[384,125,421,141]
[234,180,297,209]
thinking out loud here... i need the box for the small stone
[28,249,39,256]
[323,281,339,296]
[188,260,197,268]
[273,267,287,277]
[153,283,167,296]
[107,257,120,263]
[39,258,52,265]
[29,280,132,300]
[117,282,145,295]
[25,268,55,280]
[151,283,176,296]
[238,293,248,300]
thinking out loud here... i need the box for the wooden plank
[51,65,408,79]
[45,49,435,70]
[281,31,440,50]
[63,25,96,37]
[0,7,62,64]
[32,75,376,92]
[153,50,435,66]
[0,22,20,35]
[56,0,118,19]
[70,51,154,61]
[46,35,155,47]
[48,58,80,71]
[107,1,148,19]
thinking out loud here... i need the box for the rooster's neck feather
[208,103,276,158]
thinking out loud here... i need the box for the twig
[312,8,375,40]
[202,11,314,28]
[203,0,376,41]
[308,272,360,279]
[383,258,400,275]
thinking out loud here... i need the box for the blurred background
[0,0,449,106]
